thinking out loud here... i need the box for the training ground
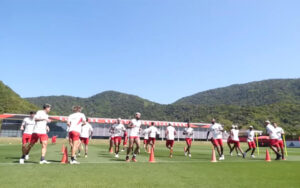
[0,138,299,188]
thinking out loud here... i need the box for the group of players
[18,104,286,164]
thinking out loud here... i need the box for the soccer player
[265,120,281,160]
[148,122,160,150]
[20,104,52,164]
[126,112,142,162]
[67,106,87,164]
[80,118,93,158]
[111,118,126,158]
[142,126,150,152]
[165,123,177,158]
[227,125,240,156]
[108,124,115,153]
[20,111,36,161]
[274,122,285,160]
[243,126,256,158]
[183,121,193,157]
[207,119,225,160]
[230,125,244,157]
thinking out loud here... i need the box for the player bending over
[243,126,256,158]
[126,112,142,162]
[67,106,87,164]
[20,104,52,164]
[183,121,193,158]
[165,123,177,158]
[265,120,281,160]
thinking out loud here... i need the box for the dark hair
[43,104,51,109]
[151,122,155,125]
[29,111,36,115]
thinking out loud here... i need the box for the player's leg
[126,138,134,161]
[71,139,80,163]
[227,142,233,155]
[132,138,140,162]
[40,140,48,162]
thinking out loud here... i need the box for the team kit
[19,104,286,164]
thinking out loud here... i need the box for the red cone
[149,147,155,163]
[265,149,271,162]
[211,147,217,163]
[61,147,69,164]
[61,144,65,154]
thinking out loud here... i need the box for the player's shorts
[143,139,149,144]
[113,136,122,144]
[232,140,240,147]
[22,133,32,144]
[185,138,192,146]
[80,137,89,145]
[166,140,174,147]
[30,133,48,144]
[248,141,256,149]
[212,139,223,147]
[110,136,115,141]
[149,137,156,144]
[69,131,80,141]
[277,140,284,149]
[129,136,139,140]
[269,139,279,147]
[227,138,234,144]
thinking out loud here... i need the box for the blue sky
[0,0,299,104]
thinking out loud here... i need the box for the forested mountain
[0,81,38,114]
[174,79,300,106]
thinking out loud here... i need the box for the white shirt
[148,126,160,138]
[247,130,255,142]
[22,117,35,135]
[68,112,86,133]
[209,123,223,139]
[143,128,150,139]
[184,127,194,139]
[80,122,93,138]
[33,110,49,134]
[266,124,277,139]
[128,119,142,137]
[275,127,284,140]
[112,123,126,137]
[166,126,176,140]
[231,129,239,141]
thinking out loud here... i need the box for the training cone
[211,147,217,163]
[109,147,114,153]
[149,147,155,163]
[61,144,65,154]
[61,147,69,164]
[265,149,271,162]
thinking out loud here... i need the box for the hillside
[0,81,38,114]
[174,79,300,106]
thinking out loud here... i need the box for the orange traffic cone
[149,147,155,163]
[265,149,271,162]
[61,147,69,164]
[211,147,217,163]
[61,144,65,154]
[109,147,114,153]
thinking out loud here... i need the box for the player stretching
[207,119,225,160]
[112,118,126,158]
[183,121,193,157]
[20,111,36,161]
[274,123,286,160]
[20,104,52,164]
[148,122,160,150]
[67,106,87,164]
[126,112,142,162]
[230,125,244,157]
[265,120,281,160]
[165,123,177,158]
[142,126,150,152]
[243,126,256,158]
[80,118,93,158]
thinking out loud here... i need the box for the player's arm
[165,130,169,137]
[206,131,210,141]
[46,125,50,133]
[20,120,25,130]
[127,121,135,128]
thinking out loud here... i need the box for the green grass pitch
[0,138,299,188]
